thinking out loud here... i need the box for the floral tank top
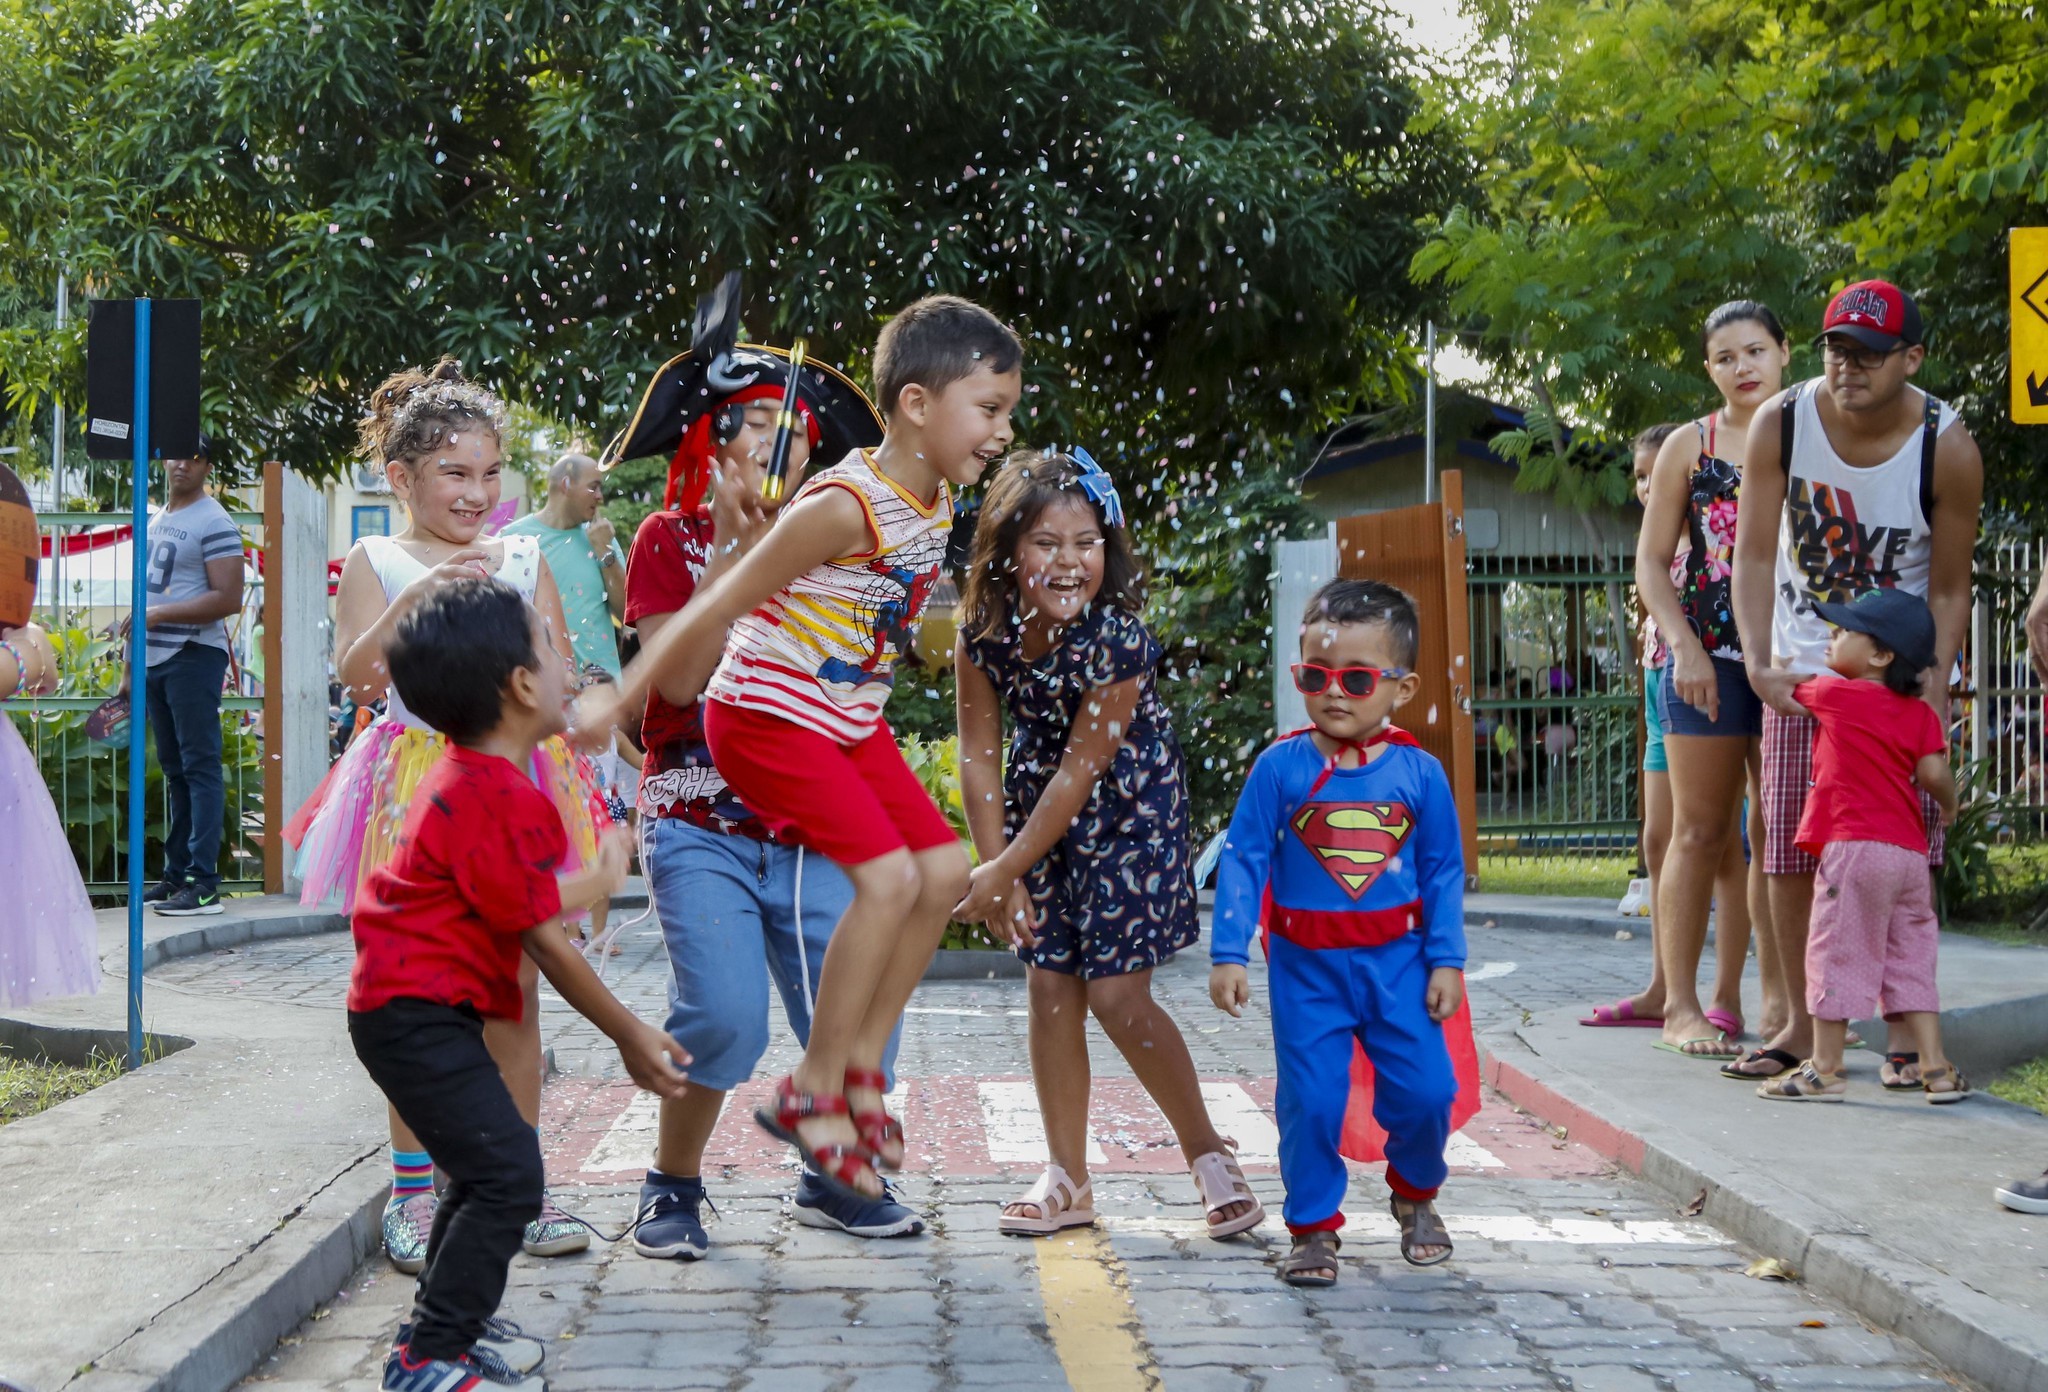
[1678,414,1742,661]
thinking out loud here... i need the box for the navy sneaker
[793,1171,926,1238]
[631,1171,709,1259]
[380,1342,544,1390]
[393,1318,544,1375]
[153,884,222,916]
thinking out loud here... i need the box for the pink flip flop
[1578,999,1662,1028]
[1704,1008,1745,1040]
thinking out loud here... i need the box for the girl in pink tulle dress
[1,622,102,1006]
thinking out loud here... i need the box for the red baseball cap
[1817,279,1924,352]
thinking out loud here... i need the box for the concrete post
[262,462,330,896]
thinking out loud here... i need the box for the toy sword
[761,337,808,504]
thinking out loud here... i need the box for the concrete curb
[1477,1031,2048,1392]
[69,1154,388,1392]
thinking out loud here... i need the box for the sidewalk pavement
[0,889,2041,1392]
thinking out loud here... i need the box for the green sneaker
[153,884,223,917]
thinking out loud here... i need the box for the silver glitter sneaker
[383,1191,438,1275]
[521,1192,590,1258]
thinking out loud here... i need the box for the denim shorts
[1659,654,1763,739]
[643,817,900,1092]
[1642,667,1669,773]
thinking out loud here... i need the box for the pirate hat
[600,272,884,508]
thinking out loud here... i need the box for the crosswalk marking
[1196,1082,1280,1164]
[582,1092,669,1173]
[980,1081,1108,1164]
[1445,1131,1508,1170]
[1102,1213,1721,1246]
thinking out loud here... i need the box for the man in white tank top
[1728,280,1983,1082]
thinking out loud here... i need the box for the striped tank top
[707,450,951,743]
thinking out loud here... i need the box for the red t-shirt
[624,507,775,840]
[1793,676,1947,858]
[347,744,568,1019]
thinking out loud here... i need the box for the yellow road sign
[2014,227,2048,424]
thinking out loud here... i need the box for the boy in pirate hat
[605,275,924,1254]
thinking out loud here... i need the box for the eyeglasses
[1821,340,1903,372]
[1291,663,1405,698]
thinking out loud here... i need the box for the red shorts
[703,700,958,865]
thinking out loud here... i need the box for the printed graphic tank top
[707,451,952,744]
[1678,413,1743,661]
[361,533,542,730]
[1771,380,1955,674]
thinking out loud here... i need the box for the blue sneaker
[793,1171,925,1237]
[631,1171,709,1260]
[380,1342,544,1390]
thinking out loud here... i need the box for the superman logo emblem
[1290,801,1414,900]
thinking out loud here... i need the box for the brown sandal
[1391,1196,1453,1266]
[1922,1063,1971,1105]
[1280,1230,1341,1287]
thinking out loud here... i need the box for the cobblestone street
[162,924,1964,1392]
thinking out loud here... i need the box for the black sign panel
[85,299,202,460]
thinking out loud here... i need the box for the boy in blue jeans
[615,301,919,1253]
[1210,578,1467,1286]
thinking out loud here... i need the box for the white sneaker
[1616,878,1650,917]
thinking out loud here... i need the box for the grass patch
[1477,854,1634,899]
[1989,1055,2048,1116]
[1945,842,2048,947]
[0,1049,125,1127]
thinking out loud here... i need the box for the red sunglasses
[1290,663,1405,698]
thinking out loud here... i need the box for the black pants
[144,642,230,895]
[348,999,542,1361]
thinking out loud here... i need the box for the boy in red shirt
[1756,588,1964,1104]
[349,576,689,1392]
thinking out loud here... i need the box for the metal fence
[1467,534,2048,860]
[6,459,267,901]
[1468,546,1642,857]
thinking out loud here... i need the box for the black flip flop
[1719,1046,1799,1081]
[1881,1051,1922,1090]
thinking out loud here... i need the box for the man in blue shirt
[502,453,625,677]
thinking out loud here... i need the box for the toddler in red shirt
[348,576,689,1392]
[1756,588,1965,1105]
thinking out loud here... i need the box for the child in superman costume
[1210,578,1480,1286]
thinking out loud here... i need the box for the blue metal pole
[127,299,150,1071]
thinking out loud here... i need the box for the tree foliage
[1415,0,2047,517]
[0,0,1463,826]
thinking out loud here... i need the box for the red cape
[1256,725,1483,1163]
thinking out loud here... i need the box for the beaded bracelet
[0,639,26,702]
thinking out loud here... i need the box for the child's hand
[1426,967,1465,1023]
[593,827,631,897]
[954,861,1040,947]
[1209,964,1250,1017]
[568,685,625,751]
[615,1020,691,1099]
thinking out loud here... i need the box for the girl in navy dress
[954,449,1264,1241]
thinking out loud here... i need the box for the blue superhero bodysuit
[1212,729,1468,1232]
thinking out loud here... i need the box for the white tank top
[1771,380,1955,675]
[359,533,543,730]
[706,450,951,744]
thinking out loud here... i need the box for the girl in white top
[284,357,606,1271]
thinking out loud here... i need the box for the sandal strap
[844,1066,889,1092]
[811,1143,878,1191]
[1392,1197,1450,1249]
[1190,1151,1253,1215]
[771,1076,851,1124]
[1016,1165,1086,1217]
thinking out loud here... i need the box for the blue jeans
[644,818,901,1092]
[145,642,230,895]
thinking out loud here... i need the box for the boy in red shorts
[1754,588,1964,1104]
[351,575,689,1392]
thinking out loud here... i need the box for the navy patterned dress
[963,603,1200,979]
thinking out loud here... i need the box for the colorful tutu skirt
[0,716,102,1006]
[284,719,608,913]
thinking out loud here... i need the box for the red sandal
[753,1076,879,1201]
[845,1066,904,1172]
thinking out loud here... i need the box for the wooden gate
[1333,470,1479,875]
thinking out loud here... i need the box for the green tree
[0,0,1465,826]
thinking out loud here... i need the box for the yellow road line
[1034,1225,1158,1392]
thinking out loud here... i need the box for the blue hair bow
[1067,446,1125,527]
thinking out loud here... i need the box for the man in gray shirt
[134,437,244,916]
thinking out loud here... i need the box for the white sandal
[999,1165,1097,1237]
[1190,1149,1266,1239]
